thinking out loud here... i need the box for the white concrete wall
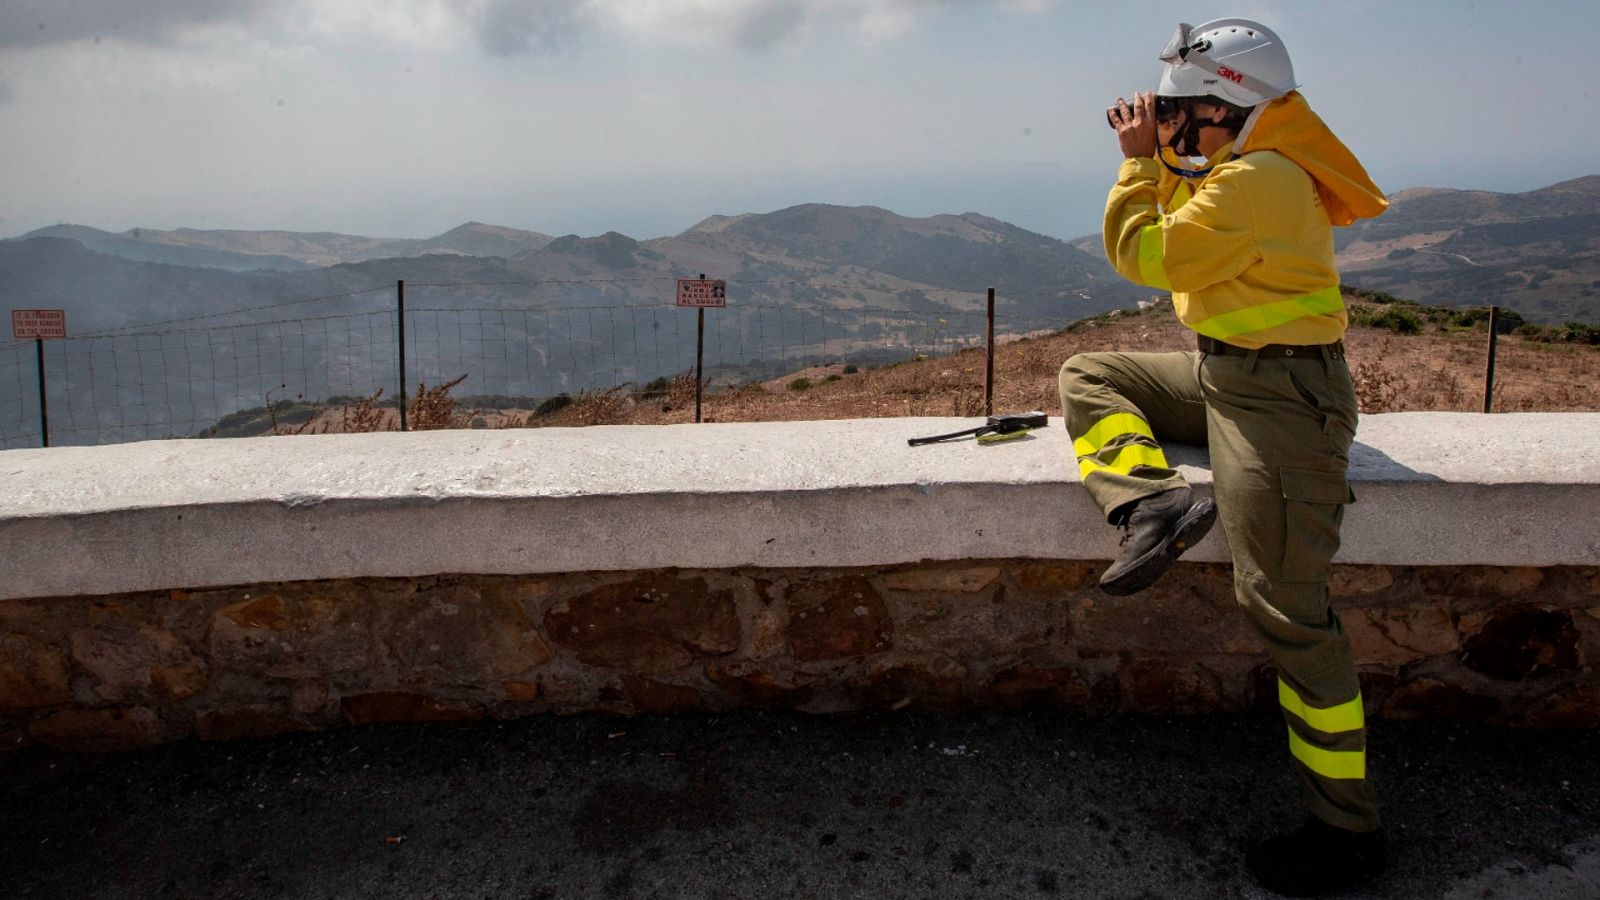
[2,412,1597,602]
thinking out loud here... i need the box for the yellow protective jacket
[1104,92,1386,349]
[1155,148,1199,210]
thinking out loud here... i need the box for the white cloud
[0,1,1057,57]
[599,0,914,48]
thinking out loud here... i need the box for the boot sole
[1097,498,1218,596]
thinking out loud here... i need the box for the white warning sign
[12,309,66,340]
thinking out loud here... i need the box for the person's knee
[1234,568,1334,628]
[1059,352,1116,393]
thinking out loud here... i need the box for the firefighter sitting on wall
[1060,18,1389,897]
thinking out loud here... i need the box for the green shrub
[1510,321,1599,345]
[788,377,813,391]
[1341,284,1409,305]
[1555,322,1600,345]
[1448,307,1525,333]
[1363,306,1423,335]
[843,364,859,374]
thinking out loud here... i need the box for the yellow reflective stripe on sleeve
[1287,726,1366,780]
[1189,285,1345,342]
[1137,225,1173,291]
[1278,679,1365,734]
[1072,412,1156,457]
[1077,442,1170,479]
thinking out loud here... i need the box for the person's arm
[1111,165,1261,293]
[1101,92,1258,293]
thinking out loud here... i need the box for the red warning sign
[676,279,727,308]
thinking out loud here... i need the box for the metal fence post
[1483,305,1499,414]
[695,274,706,423]
[397,280,408,431]
[984,287,995,417]
[35,338,49,448]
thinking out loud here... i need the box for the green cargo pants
[1058,347,1381,833]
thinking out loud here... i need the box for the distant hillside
[5,222,555,269]
[8,225,312,272]
[1334,175,1600,322]
[0,237,309,332]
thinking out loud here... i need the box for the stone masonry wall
[3,561,1598,752]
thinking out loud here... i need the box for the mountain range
[12,221,555,271]
[1,205,1145,336]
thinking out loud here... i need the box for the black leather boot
[1097,486,1217,595]
[1246,816,1386,897]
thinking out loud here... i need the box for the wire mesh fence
[0,341,36,446]
[0,280,1076,449]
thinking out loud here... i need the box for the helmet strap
[1166,112,1208,157]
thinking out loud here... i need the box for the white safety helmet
[1156,18,1297,108]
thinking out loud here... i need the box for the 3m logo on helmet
[1216,66,1246,84]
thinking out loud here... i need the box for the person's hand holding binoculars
[1106,91,1158,160]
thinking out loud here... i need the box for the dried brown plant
[267,386,318,436]
[661,371,699,413]
[409,374,469,430]
[339,388,392,433]
[1353,339,1404,413]
[566,385,631,426]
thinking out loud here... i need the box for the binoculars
[1106,95,1184,127]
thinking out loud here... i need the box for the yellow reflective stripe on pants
[1072,412,1156,457]
[1287,726,1366,780]
[1077,442,1170,480]
[1278,679,1365,734]
[1137,225,1172,291]
[1189,285,1345,342]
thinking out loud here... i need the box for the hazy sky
[2,1,1595,242]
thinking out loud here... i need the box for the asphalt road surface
[3,711,1597,899]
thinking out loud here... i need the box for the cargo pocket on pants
[1279,467,1354,581]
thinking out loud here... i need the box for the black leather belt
[1197,335,1345,360]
